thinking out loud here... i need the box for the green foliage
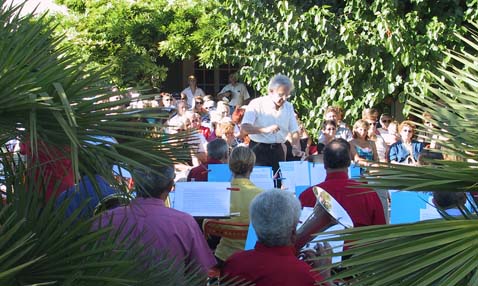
[317,24,478,286]
[183,0,478,133]
[0,153,205,285]
[0,2,206,285]
[54,0,214,89]
[0,1,193,185]
[56,0,478,132]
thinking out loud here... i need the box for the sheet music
[208,164,273,190]
[309,162,327,186]
[250,166,274,190]
[279,161,310,192]
[173,182,231,217]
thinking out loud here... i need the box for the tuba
[295,186,353,251]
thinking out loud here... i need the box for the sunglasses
[195,102,203,105]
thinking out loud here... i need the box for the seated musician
[212,146,263,265]
[222,190,332,286]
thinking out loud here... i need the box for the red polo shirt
[186,159,223,182]
[222,242,323,286]
[299,171,386,227]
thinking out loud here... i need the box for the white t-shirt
[241,96,299,144]
[181,87,205,109]
[219,83,250,106]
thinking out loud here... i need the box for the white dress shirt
[219,82,250,107]
[242,96,299,144]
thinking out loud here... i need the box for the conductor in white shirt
[241,74,303,187]
[181,75,205,109]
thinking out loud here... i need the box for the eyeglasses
[273,92,291,99]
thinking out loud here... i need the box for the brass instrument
[295,186,353,251]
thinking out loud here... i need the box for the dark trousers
[249,140,285,188]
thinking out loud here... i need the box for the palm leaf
[0,2,210,285]
[319,24,478,286]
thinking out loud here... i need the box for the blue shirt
[389,140,424,163]
[56,175,117,218]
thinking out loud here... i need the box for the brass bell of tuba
[295,186,352,251]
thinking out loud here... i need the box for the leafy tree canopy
[183,0,478,131]
[56,0,478,131]
[54,0,214,88]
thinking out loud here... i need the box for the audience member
[216,120,239,149]
[161,93,174,108]
[318,107,352,142]
[181,75,205,109]
[362,108,379,123]
[241,74,302,187]
[20,141,74,201]
[285,114,312,160]
[377,113,392,135]
[350,120,378,166]
[363,114,388,162]
[95,164,216,274]
[214,146,263,264]
[231,106,248,142]
[193,95,209,119]
[203,98,216,112]
[167,101,189,133]
[379,114,399,145]
[216,101,231,119]
[217,73,251,113]
[389,121,424,165]
[333,106,348,129]
[300,139,386,227]
[223,190,331,286]
[187,138,229,182]
[317,120,337,154]
[186,112,208,165]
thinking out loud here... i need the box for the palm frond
[321,23,478,286]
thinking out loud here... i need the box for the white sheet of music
[250,166,274,190]
[173,182,231,217]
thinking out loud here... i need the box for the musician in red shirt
[187,138,229,182]
[299,139,386,227]
[223,190,332,286]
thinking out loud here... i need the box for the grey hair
[133,164,175,198]
[250,190,301,247]
[268,74,294,92]
[207,138,229,161]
